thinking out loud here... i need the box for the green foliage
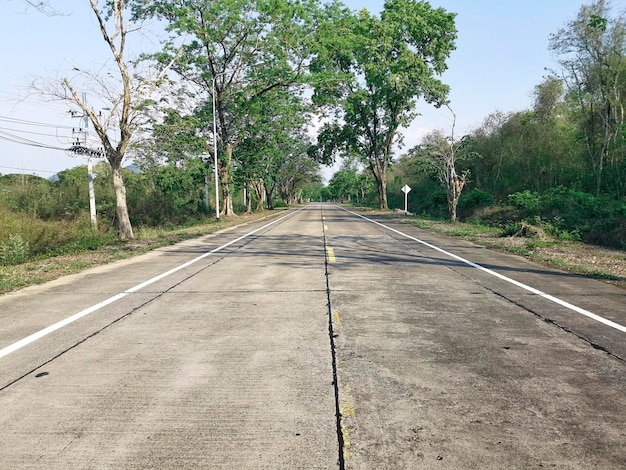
[508,190,541,212]
[0,234,30,266]
[300,183,324,203]
[65,228,116,252]
[459,189,493,210]
[132,0,322,215]
[0,201,116,258]
[326,166,359,202]
[234,88,320,209]
[549,1,626,197]
[500,222,522,237]
[311,0,457,208]
[477,188,624,247]
[0,174,56,219]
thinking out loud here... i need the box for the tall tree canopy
[132,0,321,216]
[310,0,456,209]
[550,0,626,197]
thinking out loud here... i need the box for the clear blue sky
[1,0,623,180]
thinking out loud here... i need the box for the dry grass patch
[0,210,282,295]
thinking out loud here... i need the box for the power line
[0,165,58,175]
[0,129,67,151]
[0,115,74,130]
[0,125,66,138]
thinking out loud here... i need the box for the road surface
[1,203,624,469]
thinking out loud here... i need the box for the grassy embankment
[0,209,282,295]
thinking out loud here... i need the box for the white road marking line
[0,209,303,359]
[341,206,626,334]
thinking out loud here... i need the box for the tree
[310,0,456,209]
[276,151,321,206]
[34,0,175,239]
[550,0,626,197]
[409,107,477,222]
[136,108,208,169]
[326,159,361,203]
[133,0,320,216]
[235,88,316,211]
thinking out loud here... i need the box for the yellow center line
[326,247,336,263]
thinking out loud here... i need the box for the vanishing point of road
[1,203,624,469]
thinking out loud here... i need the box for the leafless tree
[410,106,478,222]
[33,0,176,239]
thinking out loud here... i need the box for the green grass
[414,218,502,239]
[0,209,281,295]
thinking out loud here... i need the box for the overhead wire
[0,111,82,150]
[0,165,57,175]
[0,115,74,130]
[0,129,68,151]
[0,125,69,138]
[0,94,73,116]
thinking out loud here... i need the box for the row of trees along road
[327,1,626,249]
[29,0,457,239]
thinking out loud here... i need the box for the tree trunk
[112,165,134,239]
[220,143,236,216]
[446,167,467,223]
[245,181,253,214]
[251,179,265,212]
[448,196,457,223]
[265,184,275,210]
[378,177,388,209]
[370,156,388,210]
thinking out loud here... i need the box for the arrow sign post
[401,184,411,213]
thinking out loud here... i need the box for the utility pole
[68,93,98,228]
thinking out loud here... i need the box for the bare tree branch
[23,0,65,16]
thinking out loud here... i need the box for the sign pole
[401,184,412,213]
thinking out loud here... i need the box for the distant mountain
[124,163,141,174]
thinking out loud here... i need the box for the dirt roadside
[388,213,626,290]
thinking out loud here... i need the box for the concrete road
[0,203,624,469]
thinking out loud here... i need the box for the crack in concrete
[448,266,626,364]
[321,206,346,470]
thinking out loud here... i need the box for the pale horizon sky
[1,0,623,181]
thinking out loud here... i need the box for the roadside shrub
[464,216,487,226]
[1,204,117,256]
[507,190,540,213]
[459,188,494,209]
[537,188,625,248]
[500,221,522,237]
[0,234,30,265]
[458,189,494,219]
[73,227,116,251]
[583,216,626,249]
[540,216,581,241]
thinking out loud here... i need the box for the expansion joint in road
[321,206,346,470]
